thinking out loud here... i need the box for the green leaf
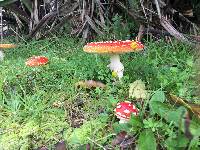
[128,114,143,129]
[166,106,186,126]
[189,116,200,136]
[149,90,166,114]
[150,90,165,102]
[112,122,130,134]
[165,134,189,149]
[138,129,157,150]
[149,101,170,115]
[150,101,186,126]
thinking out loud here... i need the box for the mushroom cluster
[114,101,139,123]
[83,40,144,79]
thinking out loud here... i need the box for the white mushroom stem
[107,54,124,79]
[0,50,4,61]
[119,119,129,124]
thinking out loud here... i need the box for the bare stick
[154,0,161,19]
[136,24,145,41]
[154,0,193,45]
[160,18,192,45]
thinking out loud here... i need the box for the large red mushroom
[83,40,144,79]
[114,101,139,123]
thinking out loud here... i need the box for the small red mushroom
[114,101,139,123]
[25,56,48,67]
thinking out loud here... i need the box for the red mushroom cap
[114,101,139,120]
[25,56,49,67]
[83,40,144,54]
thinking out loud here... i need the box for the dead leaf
[55,141,67,150]
[75,80,106,89]
[111,131,135,149]
[168,93,200,118]
[111,131,127,146]
[120,137,135,149]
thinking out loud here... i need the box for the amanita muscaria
[25,56,49,67]
[0,44,17,61]
[83,40,144,79]
[114,101,139,123]
[0,44,17,49]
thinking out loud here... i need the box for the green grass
[0,36,199,149]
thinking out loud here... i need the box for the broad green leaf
[165,134,189,149]
[149,101,170,115]
[150,90,165,102]
[138,129,157,150]
[166,106,186,126]
[149,91,166,114]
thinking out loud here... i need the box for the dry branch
[160,17,192,44]
[116,0,199,46]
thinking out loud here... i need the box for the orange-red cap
[25,56,48,67]
[0,44,16,49]
[83,40,144,54]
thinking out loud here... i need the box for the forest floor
[0,36,199,149]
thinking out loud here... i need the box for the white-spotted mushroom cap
[83,40,144,54]
[25,56,49,67]
[114,101,139,121]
